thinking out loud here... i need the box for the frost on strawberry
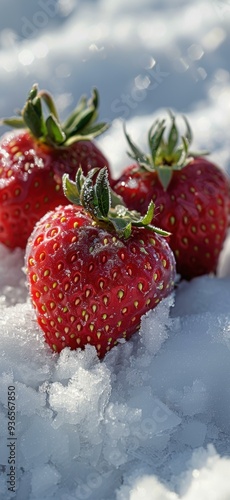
[113,112,230,279]
[0,83,110,249]
[25,167,175,359]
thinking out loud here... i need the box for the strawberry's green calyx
[1,83,109,148]
[63,167,169,239]
[125,111,208,190]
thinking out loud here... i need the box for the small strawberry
[113,112,230,280]
[0,84,110,249]
[25,167,175,359]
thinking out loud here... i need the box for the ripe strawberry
[25,167,175,359]
[0,84,110,249]
[113,113,230,280]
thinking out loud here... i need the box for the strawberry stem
[0,84,109,148]
[63,167,170,239]
[124,111,209,190]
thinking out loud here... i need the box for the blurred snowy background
[0,0,230,118]
[1,0,230,499]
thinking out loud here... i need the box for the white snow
[1,0,230,498]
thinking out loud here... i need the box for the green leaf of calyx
[75,166,85,195]
[156,166,173,191]
[91,88,99,110]
[176,137,190,167]
[124,124,149,165]
[78,122,109,138]
[66,106,96,137]
[22,100,45,139]
[181,135,189,155]
[112,217,132,239]
[148,119,166,162]
[62,173,81,205]
[95,167,111,218]
[129,201,170,236]
[62,95,87,131]
[28,84,38,101]
[109,201,170,238]
[167,112,178,154]
[87,88,99,126]
[108,207,133,238]
[80,174,95,214]
[0,117,25,128]
[21,84,47,139]
[110,189,126,209]
[183,115,193,145]
[46,115,66,145]
[136,200,154,226]
[32,95,42,120]
[64,89,99,139]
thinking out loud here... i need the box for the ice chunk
[71,462,121,500]
[167,380,208,416]
[52,345,99,383]
[48,363,111,427]
[179,421,207,448]
[0,244,27,306]
[103,402,141,466]
[128,387,181,437]
[146,313,230,434]
[31,464,61,498]
[0,372,14,406]
[14,381,51,418]
[118,387,182,467]
[0,302,55,386]
[20,415,70,467]
[139,295,176,355]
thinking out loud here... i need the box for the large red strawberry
[113,113,230,280]
[0,84,110,249]
[25,167,175,359]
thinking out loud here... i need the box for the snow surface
[1,0,230,498]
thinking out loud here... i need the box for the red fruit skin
[113,157,230,280]
[0,130,110,249]
[25,205,175,359]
